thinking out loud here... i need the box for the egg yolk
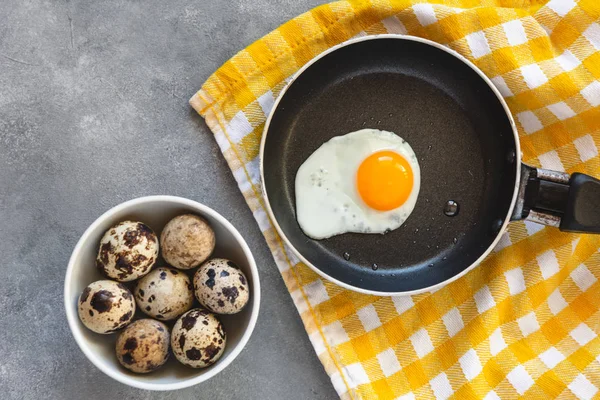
[356,150,414,211]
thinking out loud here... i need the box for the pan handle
[511,164,600,233]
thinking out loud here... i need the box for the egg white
[295,129,420,239]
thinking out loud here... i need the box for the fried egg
[295,129,420,239]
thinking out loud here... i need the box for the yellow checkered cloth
[191,0,600,398]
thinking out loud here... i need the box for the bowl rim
[64,195,261,391]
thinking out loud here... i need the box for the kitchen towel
[190,1,600,398]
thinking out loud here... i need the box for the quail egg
[96,220,159,282]
[78,280,135,334]
[194,258,249,314]
[160,214,215,270]
[115,319,170,373]
[295,129,421,239]
[171,309,226,368]
[134,266,194,320]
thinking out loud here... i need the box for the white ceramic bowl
[64,196,260,390]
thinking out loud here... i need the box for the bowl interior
[65,197,258,389]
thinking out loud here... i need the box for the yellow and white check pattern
[191,1,600,398]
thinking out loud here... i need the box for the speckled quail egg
[171,309,226,368]
[96,220,159,282]
[78,280,135,334]
[134,266,194,320]
[194,258,249,314]
[115,319,170,373]
[160,214,215,270]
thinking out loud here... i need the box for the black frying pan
[259,35,600,295]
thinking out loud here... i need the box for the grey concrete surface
[0,1,337,399]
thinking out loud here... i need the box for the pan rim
[259,34,521,296]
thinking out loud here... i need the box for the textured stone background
[0,0,337,398]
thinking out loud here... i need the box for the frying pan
[259,35,600,296]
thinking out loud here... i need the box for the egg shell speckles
[96,221,159,282]
[193,258,250,315]
[115,319,170,373]
[134,266,194,320]
[171,309,226,368]
[160,214,215,270]
[77,280,135,334]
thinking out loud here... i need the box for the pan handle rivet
[506,149,516,164]
[371,263,379,271]
[444,200,460,216]
[343,252,350,261]
[491,219,503,235]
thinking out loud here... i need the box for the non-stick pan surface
[262,36,518,294]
